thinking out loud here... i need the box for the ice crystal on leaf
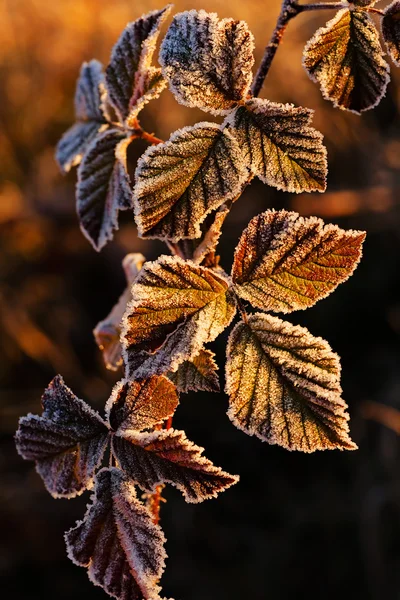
[232,209,365,313]
[303,8,390,113]
[133,122,248,241]
[159,10,255,115]
[225,314,356,452]
[227,99,327,193]
[94,253,146,371]
[168,349,220,393]
[382,1,400,66]
[122,255,236,379]
[105,6,172,123]
[15,375,109,498]
[65,467,166,600]
[56,60,108,173]
[112,429,238,503]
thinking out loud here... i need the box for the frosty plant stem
[17,2,400,598]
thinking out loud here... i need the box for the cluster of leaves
[17,1,400,597]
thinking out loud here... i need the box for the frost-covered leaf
[94,253,145,371]
[126,68,167,127]
[106,377,179,432]
[122,255,236,379]
[226,314,356,452]
[227,99,327,193]
[15,375,109,498]
[105,7,171,122]
[382,1,400,66]
[134,122,248,241]
[168,349,220,393]
[303,9,390,113]
[192,205,230,265]
[65,467,166,600]
[232,210,365,313]
[160,9,254,114]
[112,429,238,503]
[56,60,107,173]
[77,129,133,251]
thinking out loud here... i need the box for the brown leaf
[168,349,220,393]
[65,468,166,600]
[225,314,356,452]
[112,429,238,503]
[122,255,236,379]
[15,375,109,498]
[232,209,365,313]
[382,1,400,66]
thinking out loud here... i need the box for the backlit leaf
[227,99,327,193]
[169,349,220,393]
[94,253,145,371]
[122,255,236,379]
[105,7,172,122]
[77,129,133,251]
[125,68,167,127]
[192,204,230,265]
[106,377,179,432]
[303,9,390,113]
[65,467,166,600]
[134,122,248,241]
[382,1,400,66]
[232,210,365,313]
[225,314,356,452]
[15,375,109,498]
[160,9,254,114]
[56,60,107,173]
[112,429,238,503]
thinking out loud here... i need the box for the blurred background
[1,0,400,598]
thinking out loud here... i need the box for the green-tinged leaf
[169,349,220,393]
[56,60,107,173]
[106,376,179,432]
[232,209,365,313]
[303,9,390,113]
[225,314,356,452]
[94,253,145,371]
[134,122,248,241]
[122,255,236,379]
[160,9,254,114]
[112,429,238,503]
[382,1,400,66]
[77,129,133,251]
[228,99,327,193]
[65,468,166,600]
[105,6,172,121]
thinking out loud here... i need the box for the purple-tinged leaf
[112,429,239,503]
[106,377,179,433]
[168,349,220,393]
[160,10,254,115]
[382,1,400,66]
[226,314,357,452]
[105,6,172,122]
[133,122,248,241]
[227,99,327,193]
[77,129,133,251]
[126,68,167,127]
[122,255,236,380]
[232,209,365,313]
[65,467,166,600]
[15,375,109,498]
[56,60,108,173]
[303,9,390,113]
[94,253,145,371]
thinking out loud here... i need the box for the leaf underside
[65,467,166,600]
[382,1,400,66]
[303,8,390,113]
[15,375,109,497]
[228,99,327,193]
[232,209,365,313]
[226,314,356,452]
[122,255,236,379]
[133,122,248,241]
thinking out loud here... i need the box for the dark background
[1,1,400,598]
